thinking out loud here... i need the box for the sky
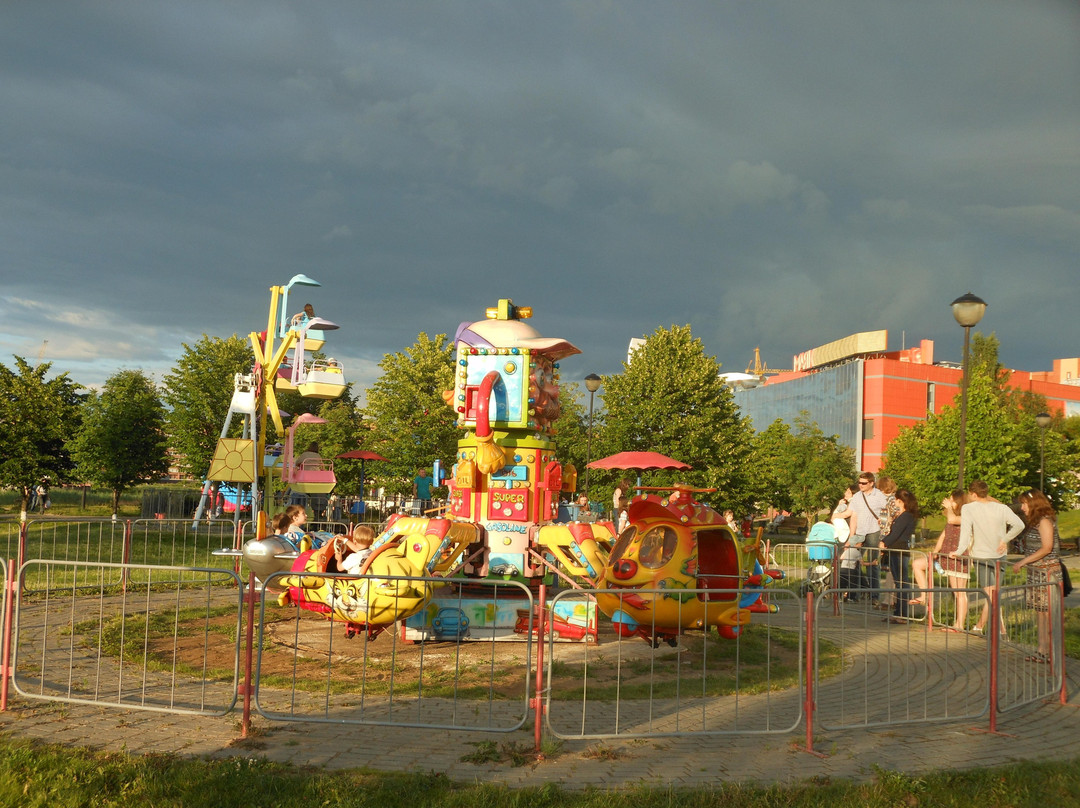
[2,1,1078,400]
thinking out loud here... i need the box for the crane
[33,339,48,371]
[745,347,792,378]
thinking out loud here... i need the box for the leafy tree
[749,419,796,514]
[362,333,458,497]
[0,358,83,516]
[750,415,856,527]
[546,381,598,496]
[160,335,254,481]
[884,371,1030,508]
[596,325,758,513]
[68,370,169,516]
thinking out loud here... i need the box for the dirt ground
[152,606,802,700]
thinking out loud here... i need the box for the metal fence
[255,573,533,732]
[12,559,243,715]
[544,587,804,739]
[0,518,1069,752]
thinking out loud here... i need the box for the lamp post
[1036,411,1052,492]
[583,374,602,501]
[951,293,987,489]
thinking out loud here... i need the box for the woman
[910,489,968,630]
[1011,489,1062,664]
[881,489,918,623]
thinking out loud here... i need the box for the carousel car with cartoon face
[594,485,782,646]
[274,515,478,639]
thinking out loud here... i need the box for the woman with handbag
[1011,489,1062,664]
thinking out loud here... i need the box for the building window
[926,382,935,415]
[863,419,874,440]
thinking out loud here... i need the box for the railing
[0,518,1069,755]
[12,560,242,716]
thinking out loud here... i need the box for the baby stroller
[799,521,837,598]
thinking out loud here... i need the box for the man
[413,468,433,515]
[953,480,1024,634]
[835,472,888,606]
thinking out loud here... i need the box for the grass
[3,737,1080,807]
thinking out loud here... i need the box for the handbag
[1059,560,1073,597]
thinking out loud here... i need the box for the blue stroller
[799,521,837,598]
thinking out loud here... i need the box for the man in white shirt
[954,480,1025,633]
[834,473,887,605]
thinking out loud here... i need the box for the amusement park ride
[212,278,783,645]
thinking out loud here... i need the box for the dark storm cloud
[1,1,1077,392]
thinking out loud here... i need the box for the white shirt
[955,500,1024,560]
[340,548,372,574]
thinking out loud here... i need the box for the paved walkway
[1,560,1078,790]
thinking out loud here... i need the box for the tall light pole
[583,373,602,501]
[1036,411,1052,492]
[951,293,987,489]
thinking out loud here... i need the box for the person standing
[413,468,433,515]
[953,480,1025,634]
[882,489,918,622]
[834,473,888,606]
[1011,489,1062,663]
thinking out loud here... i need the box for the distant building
[730,332,1080,473]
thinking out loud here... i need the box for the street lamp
[583,374,602,501]
[951,292,987,489]
[1036,411,1052,492]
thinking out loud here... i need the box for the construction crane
[745,346,792,378]
[33,339,48,371]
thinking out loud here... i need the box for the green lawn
[2,737,1080,807]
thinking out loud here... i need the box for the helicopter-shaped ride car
[585,484,782,647]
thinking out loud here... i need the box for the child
[335,525,375,574]
[838,545,865,600]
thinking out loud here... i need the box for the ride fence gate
[0,519,1070,755]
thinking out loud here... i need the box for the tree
[0,358,83,516]
[68,370,169,515]
[750,415,856,526]
[160,335,254,481]
[883,370,1030,508]
[362,333,458,497]
[545,381,595,494]
[596,325,758,512]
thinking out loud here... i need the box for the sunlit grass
[4,737,1080,807]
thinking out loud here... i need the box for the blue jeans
[856,531,882,600]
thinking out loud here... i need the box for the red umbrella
[587,451,691,471]
[335,450,389,516]
[336,450,389,461]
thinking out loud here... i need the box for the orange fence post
[532,584,547,754]
[0,560,15,711]
[241,571,257,738]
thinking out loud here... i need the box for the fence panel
[813,586,993,730]
[544,587,804,739]
[0,524,19,570]
[128,519,241,584]
[12,560,243,716]
[21,520,128,592]
[254,574,533,732]
[994,583,1064,712]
